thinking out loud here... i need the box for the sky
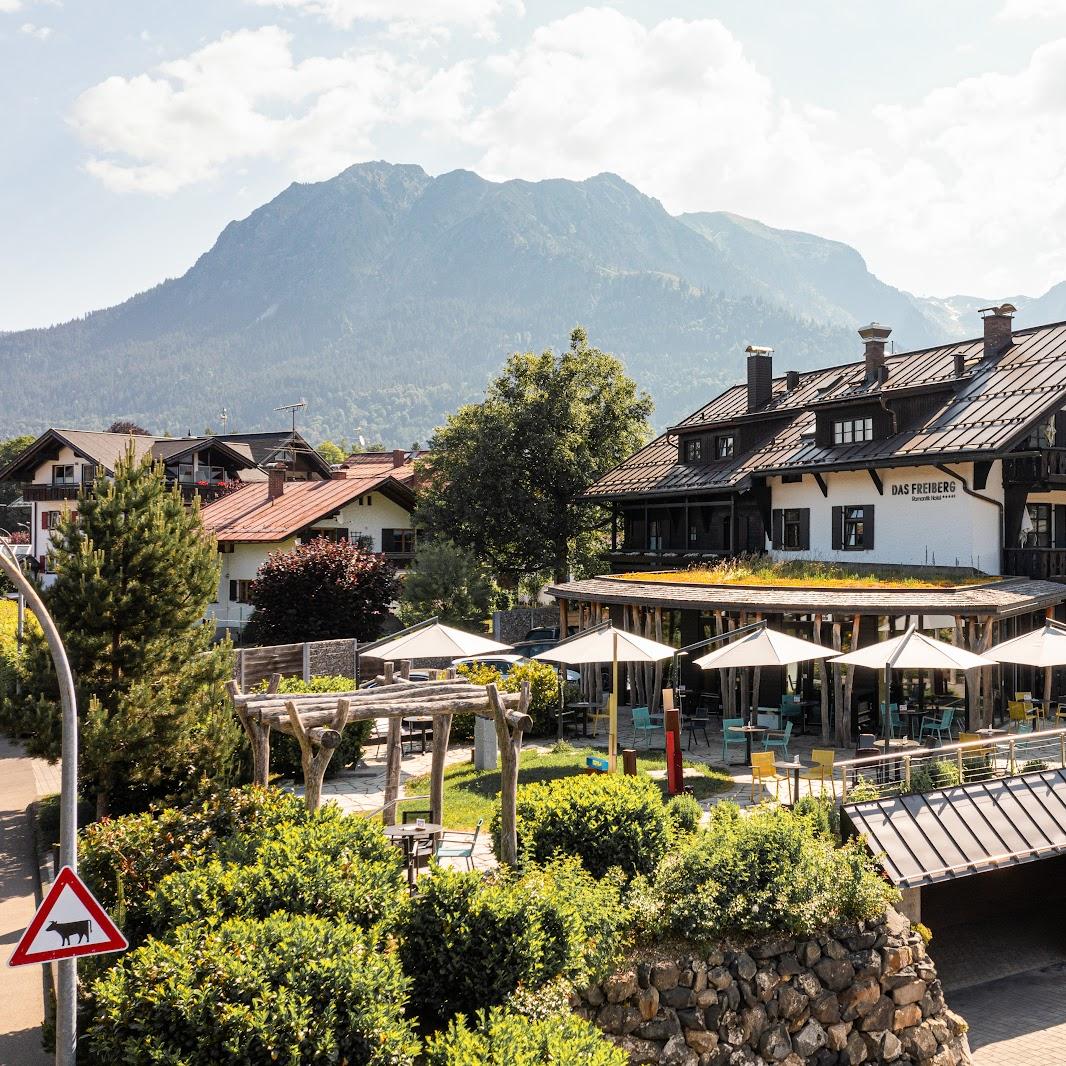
[5,0,1066,330]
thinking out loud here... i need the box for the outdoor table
[899,708,926,739]
[384,822,443,887]
[566,701,597,737]
[973,727,1008,738]
[787,699,819,735]
[403,716,434,755]
[873,737,919,788]
[736,725,767,766]
[775,758,806,805]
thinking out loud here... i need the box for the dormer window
[832,417,873,445]
[715,435,735,459]
[683,438,702,462]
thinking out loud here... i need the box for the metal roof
[199,472,415,543]
[844,769,1066,888]
[587,319,1066,500]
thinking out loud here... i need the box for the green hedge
[424,1008,627,1065]
[398,859,627,1027]
[148,815,407,935]
[84,915,418,1066]
[665,793,702,836]
[642,803,898,944]
[500,773,671,879]
[457,660,562,737]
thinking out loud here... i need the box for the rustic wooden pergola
[227,662,533,863]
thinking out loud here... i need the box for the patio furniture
[402,808,436,871]
[880,702,903,738]
[384,822,443,888]
[775,757,806,805]
[750,751,785,803]
[588,697,610,738]
[631,706,662,747]
[737,724,769,766]
[722,717,745,762]
[762,721,793,758]
[918,708,954,745]
[959,732,996,782]
[685,710,711,750]
[401,716,434,756]
[799,748,837,798]
[1007,699,1037,731]
[1055,702,1066,727]
[436,819,483,872]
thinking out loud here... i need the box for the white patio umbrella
[535,624,676,770]
[986,619,1066,717]
[832,625,994,739]
[693,626,835,670]
[363,621,511,662]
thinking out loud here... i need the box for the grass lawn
[397,745,733,830]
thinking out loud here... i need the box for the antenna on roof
[219,407,228,434]
[273,400,309,469]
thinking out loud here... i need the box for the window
[783,509,803,549]
[357,494,373,506]
[771,508,809,551]
[1026,503,1052,548]
[228,579,254,604]
[715,435,735,459]
[648,517,663,550]
[40,510,62,530]
[52,464,76,485]
[683,438,702,462]
[218,542,235,554]
[832,505,875,550]
[177,462,225,484]
[381,528,416,554]
[832,417,874,445]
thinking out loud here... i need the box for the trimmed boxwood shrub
[398,859,627,1027]
[84,915,418,1066]
[642,803,897,944]
[665,792,703,836]
[424,1008,626,1065]
[500,773,671,878]
[148,814,407,935]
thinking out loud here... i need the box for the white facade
[768,462,1005,573]
[25,446,88,587]
[308,491,414,551]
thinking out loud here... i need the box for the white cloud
[20,21,51,38]
[998,0,1066,17]
[0,0,23,12]
[70,26,473,194]
[247,0,520,37]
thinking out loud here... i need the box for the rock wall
[575,909,970,1066]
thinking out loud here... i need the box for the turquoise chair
[762,721,793,758]
[779,695,803,730]
[436,819,482,872]
[880,703,903,738]
[631,706,661,747]
[722,717,745,761]
[919,708,954,745]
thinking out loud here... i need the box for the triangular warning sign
[9,866,128,967]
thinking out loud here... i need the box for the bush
[424,1008,626,1065]
[644,804,897,945]
[84,916,418,1066]
[398,859,628,1027]
[906,759,961,794]
[253,675,371,779]
[501,773,671,879]
[457,659,563,738]
[148,815,407,935]
[665,793,703,836]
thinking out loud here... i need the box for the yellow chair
[799,748,837,799]
[959,732,994,782]
[1008,700,1036,732]
[1015,691,1033,701]
[751,750,787,803]
[588,696,610,738]
[1055,702,1066,727]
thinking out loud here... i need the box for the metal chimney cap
[745,344,774,354]
[857,323,892,342]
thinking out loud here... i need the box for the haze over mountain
[0,161,1058,445]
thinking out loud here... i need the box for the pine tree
[20,444,238,815]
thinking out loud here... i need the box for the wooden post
[227,677,275,787]
[287,698,350,812]
[813,614,831,742]
[842,614,861,733]
[489,679,531,867]
[832,621,848,747]
[429,711,453,824]
[381,661,402,825]
[302,642,311,682]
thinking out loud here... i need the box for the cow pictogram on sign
[9,866,128,966]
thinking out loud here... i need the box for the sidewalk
[0,738,54,1065]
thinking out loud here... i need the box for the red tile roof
[199,472,415,543]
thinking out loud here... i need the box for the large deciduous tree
[17,445,238,816]
[244,536,398,645]
[398,539,498,630]
[418,328,653,582]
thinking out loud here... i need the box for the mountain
[0,162,1053,444]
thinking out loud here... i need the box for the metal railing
[835,727,1066,803]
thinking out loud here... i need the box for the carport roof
[844,770,1066,889]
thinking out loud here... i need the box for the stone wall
[574,908,970,1066]
[493,606,558,644]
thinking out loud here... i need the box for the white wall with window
[768,463,1003,572]
[308,492,415,552]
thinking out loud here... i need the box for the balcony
[383,550,415,566]
[21,483,82,502]
[1002,547,1066,582]
[1003,450,1066,487]
[177,482,243,504]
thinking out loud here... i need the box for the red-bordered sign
[9,866,128,966]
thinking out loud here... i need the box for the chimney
[392,449,406,469]
[330,467,348,481]
[267,461,286,500]
[858,323,892,380]
[953,352,966,378]
[979,303,1016,360]
[785,370,800,391]
[745,345,773,411]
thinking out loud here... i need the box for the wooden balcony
[178,482,243,504]
[21,483,82,502]
[1002,547,1066,582]
[1003,450,1066,487]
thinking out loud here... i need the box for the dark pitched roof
[217,432,332,477]
[0,429,165,481]
[586,320,1066,500]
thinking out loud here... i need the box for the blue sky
[4,0,1066,330]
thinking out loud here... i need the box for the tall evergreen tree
[19,445,237,815]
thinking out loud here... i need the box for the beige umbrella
[986,619,1066,718]
[693,626,835,669]
[362,620,511,662]
[536,624,675,770]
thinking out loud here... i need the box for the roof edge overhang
[0,429,115,483]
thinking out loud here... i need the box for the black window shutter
[863,505,875,550]
[831,506,843,550]
[381,528,394,552]
[799,509,811,550]
[228,579,237,601]
[771,510,783,549]
[1056,505,1066,549]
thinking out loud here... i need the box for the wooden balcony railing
[1003,450,1066,486]
[1002,547,1066,581]
[21,483,82,502]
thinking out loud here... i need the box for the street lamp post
[0,535,79,1066]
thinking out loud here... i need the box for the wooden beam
[868,469,884,496]
[813,472,829,498]
[286,698,350,813]
[256,693,526,731]
[490,679,531,866]
[383,717,402,827]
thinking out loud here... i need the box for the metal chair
[919,708,954,745]
[881,702,904,738]
[436,819,483,872]
[401,808,436,872]
[631,706,661,747]
[1008,700,1037,732]
[799,749,837,798]
[750,751,786,803]
[762,721,793,758]
[588,696,610,738]
[722,717,745,762]
[685,710,711,750]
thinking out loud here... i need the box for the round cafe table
[384,822,443,887]
[736,725,767,766]
[775,758,806,805]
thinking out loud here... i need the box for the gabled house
[0,427,331,583]
[588,306,1066,580]
[199,452,422,634]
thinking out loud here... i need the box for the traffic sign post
[9,867,127,968]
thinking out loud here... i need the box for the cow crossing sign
[9,866,128,967]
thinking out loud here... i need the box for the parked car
[523,625,578,642]
[360,670,432,689]
[452,654,527,676]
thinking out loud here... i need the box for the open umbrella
[362,620,511,662]
[986,618,1066,718]
[693,626,835,670]
[535,624,675,770]
[832,626,994,739]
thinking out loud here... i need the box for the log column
[227,671,280,787]
[489,680,532,867]
[286,697,350,812]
